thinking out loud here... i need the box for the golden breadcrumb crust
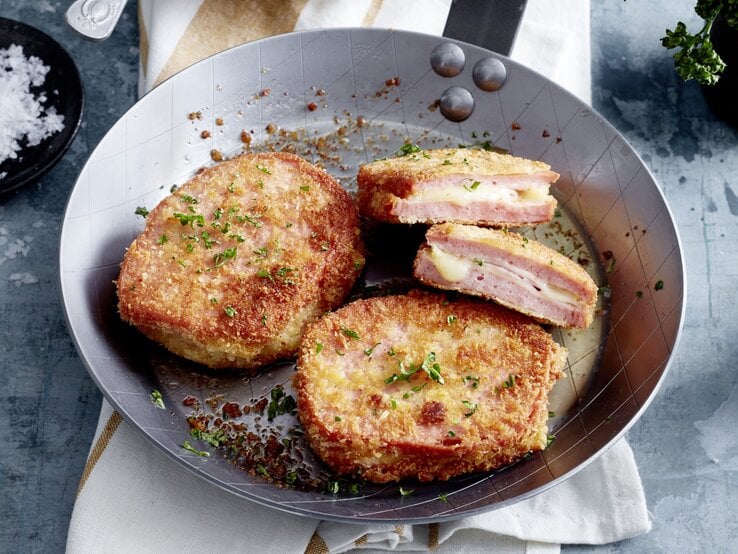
[294,291,566,483]
[117,152,365,370]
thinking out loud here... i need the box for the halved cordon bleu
[357,148,559,227]
[413,223,598,329]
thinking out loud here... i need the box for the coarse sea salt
[0,43,65,178]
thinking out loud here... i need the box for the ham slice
[357,148,559,226]
[413,223,598,329]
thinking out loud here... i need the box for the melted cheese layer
[408,179,549,207]
[428,245,579,307]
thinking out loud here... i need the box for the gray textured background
[1,0,736,551]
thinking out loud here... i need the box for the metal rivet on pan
[472,57,507,91]
[439,86,474,122]
[430,42,465,77]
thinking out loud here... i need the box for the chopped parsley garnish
[442,159,453,165]
[396,143,422,157]
[149,389,165,409]
[546,434,556,447]
[200,231,214,249]
[339,325,360,340]
[261,314,268,326]
[255,164,271,174]
[182,440,209,457]
[236,213,263,227]
[463,180,481,192]
[213,247,237,267]
[462,400,478,417]
[473,258,484,266]
[384,352,444,385]
[502,374,517,389]
[224,305,236,317]
[213,207,224,219]
[299,185,310,191]
[180,194,198,205]
[134,206,149,218]
[447,430,456,437]
[334,415,341,422]
[438,494,449,503]
[257,269,274,281]
[446,315,457,325]
[364,343,381,356]
[267,387,297,421]
[327,481,340,494]
[655,279,665,291]
[256,464,269,477]
[173,212,205,228]
[189,428,226,447]
[157,234,168,245]
[315,342,324,354]
[210,297,218,304]
[636,290,643,298]
[399,486,414,496]
[463,375,479,388]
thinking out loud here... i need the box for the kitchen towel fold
[67,1,643,552]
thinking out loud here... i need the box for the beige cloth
[67,1,643,552]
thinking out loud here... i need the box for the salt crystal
[0,43,65,171]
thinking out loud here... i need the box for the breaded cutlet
[294,290,566,483]
[117,151,365,370]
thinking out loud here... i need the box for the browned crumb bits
[260,88,271,97]
[307,102,318,112]
[200,130,211,139]
[542,129,550,138]
[240,130,252,146]
[511,121,521,130]
[215,117,224,126]
[188,111,203,120]
[386,77,401,87]
[210,149,224,161]
[265,123,278,134]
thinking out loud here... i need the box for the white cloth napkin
[67,1,645,552]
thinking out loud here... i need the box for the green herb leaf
[173,212,205,228]
[395,143,422,157]
[149,389,165,409]
[255,164,272,174]
[182,440,209,457]
[190,428,226,447]
[267,387,297,421]
[662,16,726,85]
[224,305,236,317]
[462,400,478,417]
[213,247,237,267]
[135,206,149,218]
[654,279,665,291]
[339,325,360,340]
[399,486,414,496]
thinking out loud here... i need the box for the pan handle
[443,0,528,56]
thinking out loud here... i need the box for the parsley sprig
[662,1,738,85]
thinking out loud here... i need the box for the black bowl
[0,17,84,195]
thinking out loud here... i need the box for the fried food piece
[357,148,559,226]
[294,291,566,483]
[117,152,365,370]
[414,223,598,329]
